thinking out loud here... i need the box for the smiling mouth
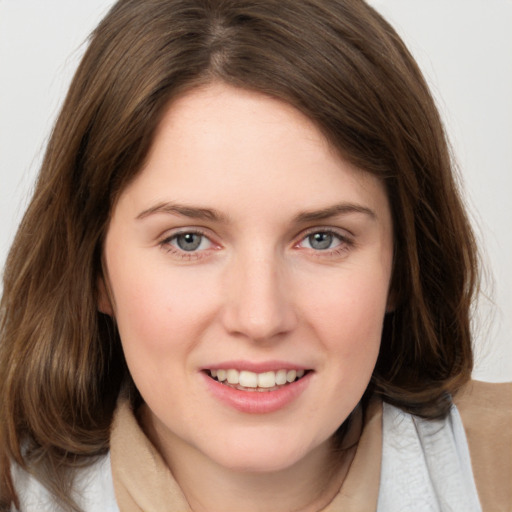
[205,368,309,392]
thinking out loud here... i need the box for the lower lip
[202,371,312,414]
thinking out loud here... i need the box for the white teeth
[258,371,276,388]
[208,368,307,388]
[275,369,287,385]
[226,369,239,384]
[239,370,258,387]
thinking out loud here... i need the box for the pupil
[309,232,332,250]
[177,233,202,251]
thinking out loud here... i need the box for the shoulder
[454,380,512,512]
[11,453,118,512]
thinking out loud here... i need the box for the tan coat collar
[110,398,382,512]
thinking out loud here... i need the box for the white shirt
[12,403,481,512]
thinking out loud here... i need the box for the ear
[97,276,114,316]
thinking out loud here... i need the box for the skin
[101,82,394,512]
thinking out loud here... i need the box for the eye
[305,232,337,250]
[299,231,343,251]
[168,232,212,252]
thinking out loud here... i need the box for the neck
[140,407,362,512]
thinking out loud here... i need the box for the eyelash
[159,229,214,260]
[295,228,354,258]
[159,227,354,260]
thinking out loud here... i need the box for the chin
[203,430,329,474]
[215,451,307,474]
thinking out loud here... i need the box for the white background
[0,1,510,382]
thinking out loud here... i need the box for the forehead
[117,82,389,222]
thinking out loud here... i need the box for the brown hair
[0,0,478,509]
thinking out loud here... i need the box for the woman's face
[102,83,394,473]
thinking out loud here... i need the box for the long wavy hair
[0,0,478,509]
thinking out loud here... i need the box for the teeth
[275,369,287,385]
[286,370,297,383]
[226,369,239,384]
[239,370,258,387]
[208,368,307,388]
[258,371,276,388]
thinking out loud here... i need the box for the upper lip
[200,360,311,373]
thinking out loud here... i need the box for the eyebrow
[293,203,376,223]
[136,201,375,224]
[136,202,229,222]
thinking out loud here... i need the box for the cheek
[302,264,390,367]
[108,258,221,364]
[308,272,389,331]
[112,271,168,342]
[108,267,208,405]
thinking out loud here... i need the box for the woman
[0,0,510,511]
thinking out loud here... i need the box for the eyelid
[293,226,355,257]
[158,227,221,259]
[161,226,204,239]
[294,226,353,244]
[156,225,354,260]
[158,224,218,242]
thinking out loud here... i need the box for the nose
[220,250,298,343]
